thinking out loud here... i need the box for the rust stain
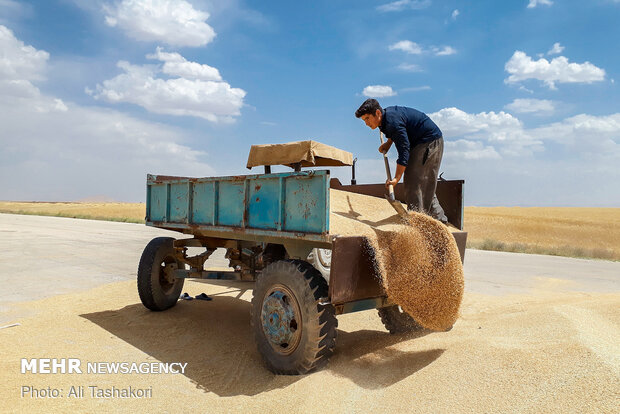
[255,184,262,191]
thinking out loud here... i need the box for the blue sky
[1,0,619,206]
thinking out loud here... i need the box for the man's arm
[383,112,410,187]
[391,124,411,167]
[386,163,406,188]
[394,163,406,182]
[378,138,393,154]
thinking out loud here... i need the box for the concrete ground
[0,214,221,319]
[1,213,618,316]
[464,248,619,295]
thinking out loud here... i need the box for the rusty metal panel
[169,182,190,223]
[435,180,465,231]
[148,183,168,222]
[247,177,281,230]
[218,180,245,227]
[192,181,216,225]
[146,171,331,244]
[329,236,385,305]
[451,231,468,264]
[283,173,329,234]
[329,179,387,199]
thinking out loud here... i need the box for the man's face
[361,109,381,130]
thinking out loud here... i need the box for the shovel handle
[387,184,396,201]
[380,131,396,200]
[380,132,393,181]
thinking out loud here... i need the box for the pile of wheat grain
[330,189,464,331]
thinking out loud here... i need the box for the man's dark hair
[355,98,382,118]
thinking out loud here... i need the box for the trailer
[138,141,466,374]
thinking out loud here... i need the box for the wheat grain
[330,189,464,331]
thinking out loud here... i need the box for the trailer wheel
[137,237,185,311]
[378,305,425,334]
[307,248,331,282]
[251,260,337,375]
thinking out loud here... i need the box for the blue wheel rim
[261,284,302,355]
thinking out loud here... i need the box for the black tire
[251,260,337,375]
[378,305,425,334]
[137,237,185,311]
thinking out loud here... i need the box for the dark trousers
[403,137,447,222]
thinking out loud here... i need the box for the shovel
[380,131,409,220]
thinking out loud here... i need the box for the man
[355,98,447,222]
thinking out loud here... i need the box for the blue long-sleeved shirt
[378,106,442,167]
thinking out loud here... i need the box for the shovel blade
[385,194,409,219]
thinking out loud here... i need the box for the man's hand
[385,178,398,189]
[378,139,392,154]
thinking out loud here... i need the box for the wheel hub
[159,261,178,293]
[317,248,332,268]
[261,285,301,355]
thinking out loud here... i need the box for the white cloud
[0,97,216,201]
[531,113,620,152]
[433,46,457,56]
[0,26,215,201]
[430,107,541,157]
[430,107,620,206]
[436,108,620,207]
[390,40,456,56]
[431,106,620,162]
[362,85,396,98]
[505,98,556,115]
[397,63,422,72]
[431,107,523,138]
[527,0,553,8]
[451,9,460,20]
[0,26,65,113]
[505,51,606,89]
[146,47,221,81]
[389,40,422,55]
[350,104,620,206]
[103,0,216,47]
[444,139,501,161]
[90,49,246,122]
[0,25,49,81]
[547,42,564,55]
[377,0,431,12]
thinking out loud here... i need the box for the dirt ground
[1,279,618,413]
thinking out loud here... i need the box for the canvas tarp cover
[246,140,353,169]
